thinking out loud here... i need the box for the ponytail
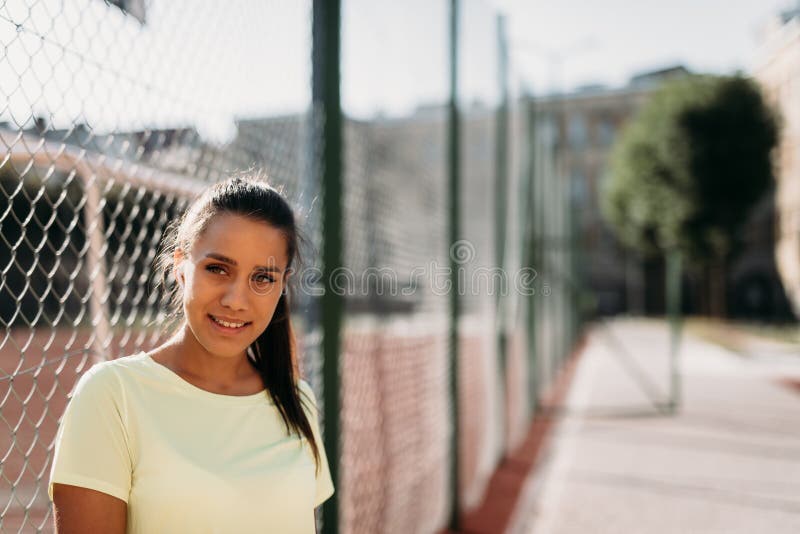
[248,293,322,473]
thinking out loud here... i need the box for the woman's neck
[152,326,263,395]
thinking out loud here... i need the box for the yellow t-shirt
[49,352,334,533]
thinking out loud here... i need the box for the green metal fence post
[667,250,683,414]
[494,13,510,450]
[448,0,462,529]
[524,98,539,416]
[569,177,580,350]
[313,1,342,532]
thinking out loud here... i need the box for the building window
[568,114,587,149]
[540,113,557,144]
[596,118,616,146]
[570,169,587,206]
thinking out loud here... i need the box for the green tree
[602,74,779,316]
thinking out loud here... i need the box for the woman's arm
[49,363,132,531]
[53,483,127,534]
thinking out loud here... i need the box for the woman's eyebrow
[203,252,283,272]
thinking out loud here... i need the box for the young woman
[49,177,334,533]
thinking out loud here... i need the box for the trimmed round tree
[602,74,779,315]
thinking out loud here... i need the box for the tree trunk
[644,254,666,315]
[625,250,645,315]
[706,258,727,318]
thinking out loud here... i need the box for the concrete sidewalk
[516,319,800,534]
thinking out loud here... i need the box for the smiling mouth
[208,314,252,330]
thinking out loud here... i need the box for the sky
[0,0,796,141]
[346,0,798,115]
[494,0,795,95]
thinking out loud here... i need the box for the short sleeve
[49,362,132,503]
[298,380,335,507]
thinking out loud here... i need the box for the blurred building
[532,68,681,315]
[534,65,791,319]
[755,2,800,318]
[233,105,502,318]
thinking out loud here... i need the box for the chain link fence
[0,1,315,530]
[0,1,581,532]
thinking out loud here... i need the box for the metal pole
[667,250,682,413]
[566,147,577,353]
[82,175,111,364]
[313,1,342,532]
[570,179,581,347]
[524,98,539,416]
[494,13,510,450]
[448,0,462,529]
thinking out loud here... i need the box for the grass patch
[686,317,800,355]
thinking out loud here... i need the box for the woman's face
[174,212,290,360]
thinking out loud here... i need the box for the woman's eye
[253,273,275,285]
[206,264,227,275]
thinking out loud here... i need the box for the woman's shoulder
[296,378,320,410]
[296,378,313,394]
[70,353,150,397]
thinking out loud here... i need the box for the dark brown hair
[153,175,320,471]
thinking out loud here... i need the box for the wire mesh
[339,1,452,527]
[0,0,582,533]
[456,0,504,512]
[0,1,314,531]
[528,103,578,404]
[502,76,534,453]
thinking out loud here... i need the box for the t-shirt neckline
[138,352,270,404]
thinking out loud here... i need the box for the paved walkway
[516,319,800,534]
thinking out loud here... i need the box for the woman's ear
[281,268,292,296]
[173,249,186,286]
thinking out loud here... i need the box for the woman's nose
[220,277,250,310]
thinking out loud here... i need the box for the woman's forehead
[193,213,289,267]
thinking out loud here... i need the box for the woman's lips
[207,314,251,334]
